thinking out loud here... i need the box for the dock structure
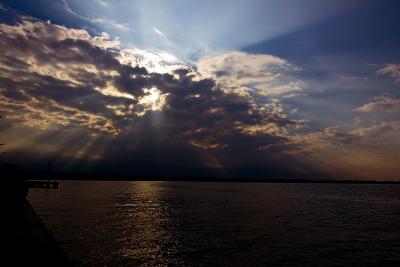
[27,180,59,189]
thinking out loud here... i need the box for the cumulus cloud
[357,95,400,113]
[350,121,400,141]
[266,122,400,180]
[2,15,399,180]
[0,94,119,135]
[0,17,300,154]
[197,51,304,97]
[282,122,400,154]
[377,64,400,83]
[0,18,135,134]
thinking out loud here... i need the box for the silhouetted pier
[26,180,59,189]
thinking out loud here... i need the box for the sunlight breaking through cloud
[0,7,399,180]
[138,87,169,115]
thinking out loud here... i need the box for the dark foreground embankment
[12,199,71,266]
[5,198,70,266]
[3,164,70,266]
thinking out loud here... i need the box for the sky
[0,0,399,180]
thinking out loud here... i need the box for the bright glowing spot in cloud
[138,87,169,115]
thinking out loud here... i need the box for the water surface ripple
[29,181,400,266]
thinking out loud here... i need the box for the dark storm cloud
[0,17,301,162]
[2,0,400,181]
[1,10,400,180]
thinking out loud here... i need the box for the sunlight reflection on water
[29,181,400,266]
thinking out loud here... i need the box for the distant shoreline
[25,175,400,185]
